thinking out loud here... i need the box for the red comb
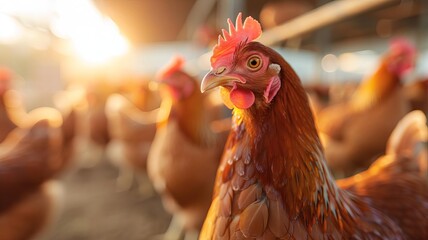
[0,67,11,81]
[157,56,185,81]
[389,38,416,56]
[211,13,262,68]
[388,38,416,76]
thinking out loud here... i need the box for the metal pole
[178,0,217,40]
[217,0,245,29]
[258,0,399,46]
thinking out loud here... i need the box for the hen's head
[0,67,11,95]
[156,56,196,101]
[201,13,282,110]
[384,38,416,77]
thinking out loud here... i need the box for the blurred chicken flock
[0,0,427,240]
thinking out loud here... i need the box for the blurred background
[1,0,426,108]
[0,0,427,239]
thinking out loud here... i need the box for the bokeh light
[321,54,338,73]
[0,14,23,44]
[339,53,359,72]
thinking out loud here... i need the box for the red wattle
[230,87,255,109]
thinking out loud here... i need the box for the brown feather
[239,199,269,238]
[215,216,230,238]
[268,197,289,238]
[238,183,262,210]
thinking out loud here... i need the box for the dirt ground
[42,160,171,240]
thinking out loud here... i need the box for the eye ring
[246,55,262,71]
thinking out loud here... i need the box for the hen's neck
[238,61,327,183]
[0,94,9,118]
[169,87,212,146]
[0,94,17,142]
[0,93,5,106]
[352,61,401,109]
[230,61,356,226]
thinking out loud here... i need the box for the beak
[200,71,241,93]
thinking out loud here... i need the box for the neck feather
[352,61,401,109]
[238,55,326,186]
[229,55,358,228]
[170,83,213,146]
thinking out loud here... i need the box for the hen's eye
[247,56,262,70]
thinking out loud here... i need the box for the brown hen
[199,14,428,240]
[404,77,428,118]
[73,80,116,168]
[147,56,229,239]
[317,39,415,177]
[0,67,17,143]
[0,115,65,240]
[106,80,160,193]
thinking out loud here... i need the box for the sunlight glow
[71,18,129,64]
[0,14,23,44]
[51,0,129,65]
[0,0,54,20]
[0,0,129,64]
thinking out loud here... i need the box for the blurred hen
[106,79,161,193]
[404,77,428,118]
[147,56,229,239]
[0,67,18,142]
[317,39,415,177]
[0,109,65,240]
[73,79,116,168]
